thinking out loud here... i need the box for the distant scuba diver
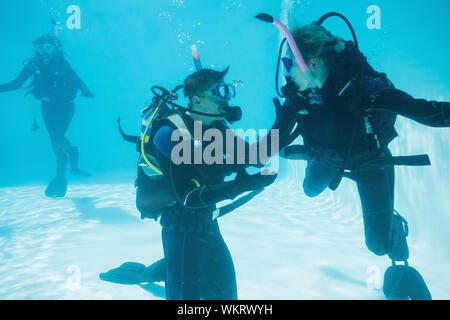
[0,34,94,197]
[108,67,278,300]
[256,12,450,300]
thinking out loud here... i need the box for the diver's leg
[195,220,237,300]
[139,258,166,283]
[372,89,450,127]
[41,101,68,177]
[50,140,68,177]
[161,227,186,300]
[45,101,88,176]
[41,101,69,197]
[355,155,431,299]
[354,165,395,256]
[181,232,202,300]
[67,145,90,176]
[57,102,88,175]
[303,160,339,197]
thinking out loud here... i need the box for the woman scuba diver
[0,34,94,197]
[257,12,450,299]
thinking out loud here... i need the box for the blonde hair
[290,24,344,67]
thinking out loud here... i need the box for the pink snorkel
[255,13,309,72]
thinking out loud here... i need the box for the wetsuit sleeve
[153,125,274,209]
[223,98,301,166]
[214,120,265,168]
[153,125,180,159]
[65,61,94,98]
[153,125,239,209]
[371,88,450,127]
[225,129,283,167]
[362,76,390,96]
[0,62,36,93]
[225,132,265,167]
[359,76,398,146]
[276,98,304,148]
[75,73,94,97]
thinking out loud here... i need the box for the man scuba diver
[0,34,93,197]
[256,12,450,300]
[115,67,277,300]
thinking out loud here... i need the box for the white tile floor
[0,179,448,300]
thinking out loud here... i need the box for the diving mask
[35,43,56,58]
[211,82,240,101]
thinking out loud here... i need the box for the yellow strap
[190,178,201,188]
[141,107,163,175]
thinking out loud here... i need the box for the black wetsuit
[150,114,274,300]
[279,41,449,257]
[0,55,93,177]
[152,112,276,300]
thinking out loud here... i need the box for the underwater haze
[0,0,449,299]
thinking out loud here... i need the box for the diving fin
[138,259,166,283]
[443,101,450,126]
[99,262,147,285]
[100,260,166,285]
[388,212,410,261]
[45,176,67,198]
[383,265,431,300]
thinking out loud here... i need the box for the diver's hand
[280,79,310,113]
[271,97,283,129]
[281,78,298,98]
[287,93,311,114]
[233,170,277,194]
[271,97,296,129]
[81,90,94,98]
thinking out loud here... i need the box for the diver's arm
[0,63,35,93]
[268,97,302,150]
[65,61,94,98]
[228,97,300,166]
[219,126,265,168]
[154,125,276,209]
[371,88,450,127]
[76,76,94,98]
[164,160,276,209]
[275,97,304,148]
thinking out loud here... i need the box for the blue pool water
[0,0,449,299]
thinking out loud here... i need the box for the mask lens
[220,85,228,98]
[213,84,236,101]
[35,43,55,56]
[281,57,293,74]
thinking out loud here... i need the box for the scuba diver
[0,34,93,197]
[113,67,278,300]
[256,12,450,300]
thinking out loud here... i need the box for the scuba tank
[118,47,256,221]
[129,85,184,220]
[118,44,204,221]
[118,85,184,220]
